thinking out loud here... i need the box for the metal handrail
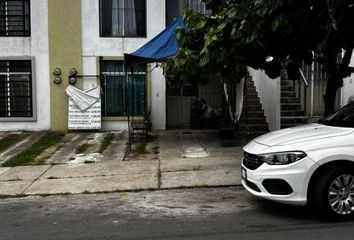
[299,68,309,87]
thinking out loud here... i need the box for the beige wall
[48,0,83,131]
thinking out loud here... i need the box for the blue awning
[124,16,187,66]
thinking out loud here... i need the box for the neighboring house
[80,0,166,131]
[0,0,214,132]
[0,0,168,132]
[0,0,50,131]
[250,60,344,132]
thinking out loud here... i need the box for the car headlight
[259,151,307,165]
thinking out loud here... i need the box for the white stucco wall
[150,66,166,130]
[0,0,50,131]
[81,0,166,130]
[341,55,354,106]
[249,68,281,131]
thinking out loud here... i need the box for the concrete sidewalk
[0,131,243,197]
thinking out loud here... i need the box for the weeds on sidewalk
[2,131,64,167]
[0,133,29,154]
[76,143,89,154]
[135,143,147,155]
[99,133,115,153]
[124,134,159,161]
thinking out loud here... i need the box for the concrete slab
[208,147,244,158]
[102,131,127,162]
[161,169,241,189]
[25,173,158,195]
[0,181,33,196]
[158,132,183,160]
[0,131,46,165]
[0,165,51,181]
[42,161,158,179]
[179,134,210,158]
[46,132,93,164]
[161,157,241,172]
[0,167,10,176]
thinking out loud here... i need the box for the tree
[166,0,354,116]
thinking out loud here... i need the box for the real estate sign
[66,86,101,130]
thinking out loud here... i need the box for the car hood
[253,123,354,146]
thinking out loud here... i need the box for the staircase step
[244,96,260,102]
[281,79,295,86]
[281,110,305,116]
[281,97,299,103]
[246,93,259,99]
[243,105,263,111]
[246,85,257,91]
[281,91,297,98]
[241,111,266,118]
[281,103,302,111]
[244,99,262,105]
[239,117,267,124]
[281,86,295,91]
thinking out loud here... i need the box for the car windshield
[321,103,354,128]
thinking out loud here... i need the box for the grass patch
[98,133,115,153]
[135,143,147,155]
[2,131,64,167]
[75,143,89,154]
[0,133,29,154]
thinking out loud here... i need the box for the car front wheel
[311,166,354,221]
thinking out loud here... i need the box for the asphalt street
[0,187,353,240]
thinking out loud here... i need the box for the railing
[293,62,334,117]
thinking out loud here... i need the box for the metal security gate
[166,78,223,129]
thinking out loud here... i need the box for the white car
[241,103,354,220]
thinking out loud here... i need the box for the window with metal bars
[166,0,211,26]
[187,0,211,16]
[100,61,146,117]
[0,0,30,36]
[0,60,33,118]
[99,0,146,37]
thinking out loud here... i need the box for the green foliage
[165,0,354,114]
[0,133,29,154]
[76,143,89,154]
[2,131,64,167]
[135,143,147,155]
[99,133,115,153]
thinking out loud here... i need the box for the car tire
[310,166,354,221]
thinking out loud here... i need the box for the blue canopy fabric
[124,16,187,66]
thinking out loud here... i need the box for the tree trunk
[323,47,354,116]
[323,75,341,116]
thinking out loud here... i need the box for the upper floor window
[166,0,211,26]
[99,0,146,37]
[187,0,211,16]
[0,0,30,37]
